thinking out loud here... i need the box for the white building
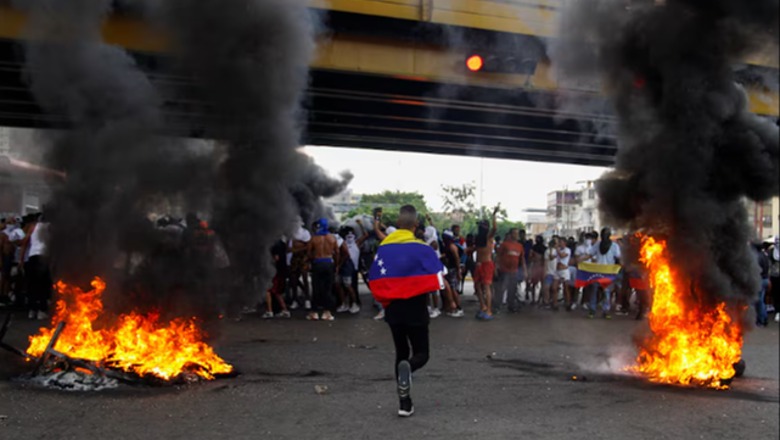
[546,181,603,237]
[521,208,549,237]
[324,189,362,220]
[746,196,780,242]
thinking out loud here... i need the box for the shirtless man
[307,218,338,321]
[474,206,499,320]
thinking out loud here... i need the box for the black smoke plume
[15,0,215,290]
[557,0,779,302]
[158,0,351,305]
[15,0,352,313]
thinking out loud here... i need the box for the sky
[302,146,609,221]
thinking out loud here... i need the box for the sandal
[306,312,319,321]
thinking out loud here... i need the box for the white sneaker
[261,311,274,319]
[775,313,779,323]
[429,308,441,319]
[373,310,385,321]
[289,301,299,310]
[349,304,361,314]
[304,300,312,310]
[570,303,578,311]
[336,304,350,313]
[37,311,49,320]
[28,310,36,320]
[447,309,464,318]
[275,310,291,319]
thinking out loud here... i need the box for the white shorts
[556,269,570,281]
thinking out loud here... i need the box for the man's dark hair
[398,205,418,229]
[476,220,489,247]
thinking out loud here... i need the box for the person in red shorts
[474,206,499,320]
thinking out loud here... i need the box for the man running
[474,206,499,320]
[369,205,443,417]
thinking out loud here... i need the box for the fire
[27,278,233,381]
[632,236,743,389]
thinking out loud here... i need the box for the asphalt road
[0,289,778,440]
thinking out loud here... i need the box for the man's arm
[332,237,340,264]
[449,244,461,280]
[373,220,387,241]
[354,219,370,246]
[307,239,314,261]
[521,248,528,275]
[489,205,499,238]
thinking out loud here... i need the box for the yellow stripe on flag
[380,229,425,246]
[577,261,622,275]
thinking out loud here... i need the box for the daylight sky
[302,146,609,221]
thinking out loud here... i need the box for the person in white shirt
[19,213,52,320]
[287,222,312,310]
[587,227,621,319]
[1,216,25,302]
[422,223,442,318]
[569,232,595,310]
[543,237,559,308]
[553,238,572,311]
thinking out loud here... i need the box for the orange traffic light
[466,55,483,72]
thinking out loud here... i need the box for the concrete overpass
[0,0,778,166]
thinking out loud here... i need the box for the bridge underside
[0,38,617,167]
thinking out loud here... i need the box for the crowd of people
[262,206,780,325]
[2,207,778,327]
[262,208,780,325]
[0,213,52,320]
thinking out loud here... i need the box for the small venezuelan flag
[369,229,443,307]
[575,261,622,288]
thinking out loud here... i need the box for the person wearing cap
[307,218,338,321]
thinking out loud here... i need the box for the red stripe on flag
[369,274,441,307]
[574,278,615,288]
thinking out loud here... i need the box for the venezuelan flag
[575,261,622,288]
[369,229,443,307]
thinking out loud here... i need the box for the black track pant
[389,324,429,377]
[25,255,51,312]
[311,260,335,312]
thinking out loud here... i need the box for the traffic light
[466,54,484,72]
[463,53,537,75]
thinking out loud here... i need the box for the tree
[441,183,478,223]
[343,190,431,225]
[440,184,524,236]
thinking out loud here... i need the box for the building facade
[324,189,362,220]
[746,196,779,241]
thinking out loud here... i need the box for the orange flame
[27,278,233,381]
[631,236,743,389]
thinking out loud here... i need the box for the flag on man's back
[575,261,622,288]
[369,229,443,307]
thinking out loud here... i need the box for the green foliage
[341,188,524,236]
[438,183,522,236]
[343,190,431,225]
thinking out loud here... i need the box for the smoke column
[14,0,215,286]
[556,0,779,302]
[159,0,351,303]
